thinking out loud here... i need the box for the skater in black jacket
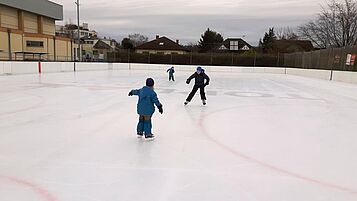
[184,66,210,105]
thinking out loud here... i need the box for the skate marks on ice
[193,105,357,196]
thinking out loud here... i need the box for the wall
[1,62,357,85]
[286,68,331,80]
[0,5,18,29]
[332,71,357,84]
[23,11,38,33]
[42,17,54,35]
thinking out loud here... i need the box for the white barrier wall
[1,61,357,85]
[76,63,110,71]
[286,68,331,80]
[42,62,75,73]
[0,62,4,75]
[0,62,38,74]
[332,71,357,84]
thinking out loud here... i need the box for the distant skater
[128,78,163,140]
[184,67,210,105]
[167,66,175,81]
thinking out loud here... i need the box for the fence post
[277,52,280,66]
[253,52,257,67]
[170,54,173,64]
[231,52,234,65]
[329,48,334,80]
[148,53,150,64]
[210,52,213,65]
[190,51,193,64]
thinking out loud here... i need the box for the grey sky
[55,0,326,45]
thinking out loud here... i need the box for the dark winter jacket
[167,68,175,75]
[130,86,162,116]
[187,72,210,86]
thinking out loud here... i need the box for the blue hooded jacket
[131,86,162,116]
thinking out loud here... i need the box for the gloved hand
[158,105,163,114]
[128,91,133,96]
[205,82,209,86]
[186,79,190,84]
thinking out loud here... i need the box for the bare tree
[276,27,299,40]
[298,0,357,48]
[128,33,148,47]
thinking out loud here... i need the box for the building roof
[219,38,252,50]
[136,36,187,51]
[0,0,63,20]
[275,40,314,53]
[93,40,113,50]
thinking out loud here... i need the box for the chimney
[176,40,179,44]
[156,35,159,39]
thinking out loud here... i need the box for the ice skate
[202,100,206,105]
[145,134,155,141]
[137,133,143,138]
[184,101,189,105]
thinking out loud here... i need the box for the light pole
[75,0,81,61]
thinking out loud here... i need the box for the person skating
[184,67,210,105]
[167,66,175,81]
[128,78,163,140]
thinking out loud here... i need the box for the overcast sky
[55,0,327,45]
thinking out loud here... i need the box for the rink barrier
[285,68,331,80]
[331,71,357,84]
[1,61,357,85]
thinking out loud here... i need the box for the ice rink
[0,69,357,201]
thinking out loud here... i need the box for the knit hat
[196,66,203,72]
[146,78,154,87]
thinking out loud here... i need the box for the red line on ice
[0,175,58,201]
[198,106,357,196]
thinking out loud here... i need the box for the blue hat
[196,66,202,71]
[146,78,154,87]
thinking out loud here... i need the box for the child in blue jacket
[128,78,163,139]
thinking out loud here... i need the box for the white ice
[0,69,357,201]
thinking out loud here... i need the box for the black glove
[158,105,163,114]
[128,91,133,96]
[186,79,190,84]
[205,82,209,86]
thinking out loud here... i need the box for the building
[0,0,73,61]
[56,23,98,39]
[81,35,118,61]
[216,38,252,52]
[136,35,187,55]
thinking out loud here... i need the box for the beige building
[0,0,73,61]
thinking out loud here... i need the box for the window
[26,41,44,47]
[230,41,239,51]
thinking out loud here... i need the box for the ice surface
[0,69,357,201]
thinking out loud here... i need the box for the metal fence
[0,51,73,62]
[284,45,357,72]
[107,51,284,67]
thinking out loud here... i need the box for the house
[0,0,73,61]
[81,35,118,61]
[275,40,314,53]
[56,23,98,40]
[136,35,187,55]
[216,38,252,52]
